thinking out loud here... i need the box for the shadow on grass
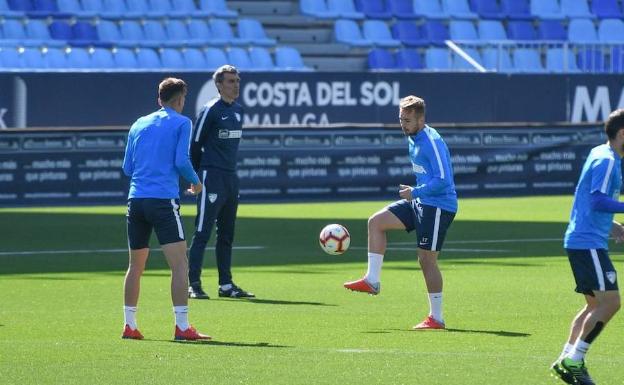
[377,328,531,337]
[169,340,291,348]
[0,212,570,275]
[238,298,336,306]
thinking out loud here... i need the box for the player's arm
[190,106,211,172]
[610,220,624,243]
[175,119,201,186]
[589,156,624,212]
[122,128,134,177]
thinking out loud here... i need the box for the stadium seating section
[1,0,623,72]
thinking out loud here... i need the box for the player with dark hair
[188,65,254,299]
[552,109,624,385]
[121,77,210,341]
[344,95,458,330]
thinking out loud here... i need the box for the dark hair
[399,95,426,116]
[212,65,239,85]
[158,77,187,103]
[605,109,624,139]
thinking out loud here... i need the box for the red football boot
[412,316,445,330]
[174,325,211,341]
[343,278,380,295]
[121,325,144,340]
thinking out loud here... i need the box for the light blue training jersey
[565,143,622,249]
[408,125,458,213]
[122,107,199,199]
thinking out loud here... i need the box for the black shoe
[188,284,210,299]
[218,284,255,298]
[560,358,596,385]
[551,360,575,384]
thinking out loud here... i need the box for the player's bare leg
[344,209,404,295]
[413,248,445,330]
[122,248,148,339]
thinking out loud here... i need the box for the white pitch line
[0,246,264,256]
[351,246,512,253]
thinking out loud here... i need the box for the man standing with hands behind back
[188,65,255,300]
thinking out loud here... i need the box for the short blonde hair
[400,95,425,116]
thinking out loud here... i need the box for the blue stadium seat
[355,0,393,19]
[96,20,123,43]
[300,0,338,19]
[395,48,423,69]
[327,0,364,19]
[182,48,208,69]
[412,0,447,19]
[425,47,451,70]
[49,20,73,41]
[237,19,276,46]
[443,0,478,19]
[538,20,566,40]
[165,20,203,47]
[248,46,276,70]
[136,48,161,68]
[100,0,136,19]
[91,47,115,68]
[568,19,598,43]
[199,0,238,18]
[188,19,227,45]
[160,48,185,68]
[126,0,166,18]
[449,20,478,40]
[507,21,537,40]
[391,21,427,47]
[113,47,138,68]
[43,47,67,68]
[72,21,99,45]
[334,19,372,46]
[210,19,248,45]
[500,0,531,20]
[143,20,172,47]
[422,20,449,46]
[368,48,396,70]
[7,0,33,12]
[362,20,400,47]
[546,47,579,72]
[482,47,513,71]
[148,0,189,18]
[26,19,65,46]
[204,47,228,69]
[0,0,24,17]
[577,48,606,72]
[0,47,21,67]
[227,47,253,70]
[171,0,210,17]
[388,0,417,19]
[31,0,71,18]
[598,19,624,43]
[2,18,27,40]
[21,47,44,68]
[57,0,89,17]
[560,0,593,19]
[512,48,545,72]
[120,20,150,47]
[80,0,104,15]
[275,46,312,71]
[66,47,91,68]
[470,0,504,20]
[591,0,623,19]
[530,0,564,20]
[478,20,507,41]
[452,47,483,70]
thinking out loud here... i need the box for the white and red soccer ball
[319,224,350,255]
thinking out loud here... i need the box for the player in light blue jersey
[552,109,624,385]
[121,78,210,341]
[344,95,458,330]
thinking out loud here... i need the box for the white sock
[558,342,575,361]
[364,253,383,283]
[220,283,232,291]
[428,292,443,322]
[123,305,137,330]
[568,339,591,361]
[173,306,189,331]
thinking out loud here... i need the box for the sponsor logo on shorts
[208,193,217,203]
[606,271,617,284]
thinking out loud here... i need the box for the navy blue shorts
[387,200,455,251]
[127,198,185,249]
[566,248,618,295]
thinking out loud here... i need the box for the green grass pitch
[0,196,623,384]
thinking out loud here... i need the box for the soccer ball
[319,224,350,255]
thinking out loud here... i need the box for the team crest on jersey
[235,112,241,122]
[606,271,617,284]
[208,193,217,203]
